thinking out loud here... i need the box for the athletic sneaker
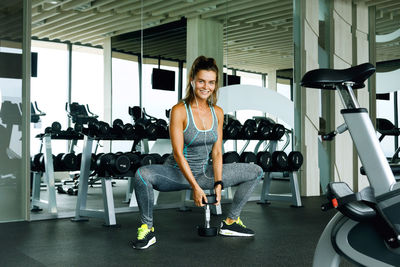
[219,217,255,237]
[132,224,156,249]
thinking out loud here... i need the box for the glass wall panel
[31,41,69,155]
[0,0,24,221]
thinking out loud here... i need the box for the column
[186,17,223,84]
[103,37,112,152]
[294,0,321,196]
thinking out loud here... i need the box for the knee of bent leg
[135,166,149,186]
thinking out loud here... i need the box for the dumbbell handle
[204,205,211,228]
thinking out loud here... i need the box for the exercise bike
[301,63,400,267]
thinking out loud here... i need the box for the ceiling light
[32,20,46,27]
[196,5,217,13]
[74,2,91,11]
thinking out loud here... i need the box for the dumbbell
[31,153,56,172]
[223,115,242,139]
[238,119,257,139]
[135,118,151,138]
[154,119,169,139]
[31,153,44,172]
[223,151,240,163]
[239,151,257,164]
[67,187,78,195]
[44,121,62,134]
[112,119,135,137]
[256,151,272,171]
[271,151,288,171]
[54,153,78,171]
[161,153,170,164]
[287,151,303,171]
[139,153,157,166]
[123,152,141,171]
[74,119,111,137]
[256,118,285,140]
[197,194,218,237]
[96,153,131,176]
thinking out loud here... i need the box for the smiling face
[192,70,217,102]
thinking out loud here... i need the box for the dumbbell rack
[222,133,302,207]
[72,135,179,226]
[257,140,302,207]
[31,132,84,215]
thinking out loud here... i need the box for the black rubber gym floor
[0,196,355,267]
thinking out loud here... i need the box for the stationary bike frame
[313,82,400,267]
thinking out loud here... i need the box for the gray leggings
[133,163,264,227]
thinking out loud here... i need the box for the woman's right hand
[193,186,207,207]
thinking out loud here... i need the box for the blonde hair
[182,56,219,106]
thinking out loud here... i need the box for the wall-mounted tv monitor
[223,73,241,86]
[152,68,175,91]
[0,52,38,78]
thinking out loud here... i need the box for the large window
[71,45,104,120]
[31,41,69,155]
[236,71,263,87]
[111,53,139,153]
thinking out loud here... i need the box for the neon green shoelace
[137,225,151,240]
[235,217,246,228]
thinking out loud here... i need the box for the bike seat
[376,118,400,136]
[325,182,376,222]
[300,63,375,90]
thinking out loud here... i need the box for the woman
[132,56,264,249]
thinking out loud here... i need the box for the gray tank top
[164,102,218,175]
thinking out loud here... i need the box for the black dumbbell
[74,119,111,137]
[238,119,256,139]
[161,153,170,164]
[256,118,274,139]
[67,187,78,195]
[112,119,135,137]
[31,153,44,172]
[155,119,169,139]
[54,153,78,171]
[287,151,303,171]
[44,121,62,134]
[256,151,272,171]
[31,153,55,172]
[123,152,141,171]
[223,115,242,139]
[271,151,288,171]
[256,118,285,140]
[239,151,257,164]
[197,194,218,237]
[135,118,151,138]
[139,153,157,166]
[149,153,163,164]
[96,153,131,176]
[223,151,240,163]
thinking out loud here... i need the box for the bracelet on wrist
[214,181,224,190]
